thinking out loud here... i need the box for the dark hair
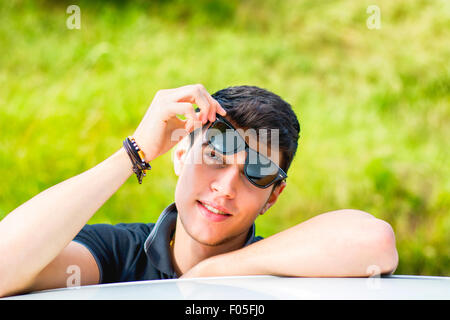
[211,86,300,173]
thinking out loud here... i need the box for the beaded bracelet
[123,136,151,184]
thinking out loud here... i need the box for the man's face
[174,123,285,247]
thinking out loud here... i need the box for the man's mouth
[197,200,232,219]
[202,203,230,216]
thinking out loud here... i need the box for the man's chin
[192,234,234,247]
[184,225,231,247]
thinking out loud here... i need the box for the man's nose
[210,166,240,199]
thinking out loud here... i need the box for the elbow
[0,280,32,298]
[0,277,15,298]
[0,265,34,298]
[368,219,399,276]
[0,276,18,298]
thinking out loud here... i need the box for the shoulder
[113,222,155,239]
[74,222,154,248]
[73,222,156,283]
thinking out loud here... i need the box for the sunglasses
[205,114,287,189]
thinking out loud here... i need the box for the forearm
[186,210,398,278]
[0,147,132,286]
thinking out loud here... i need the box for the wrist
[181,255,225,279]
[114,147,134,177]
[208,248,268,277]
[122,137,152,184]
[199,255,226,277]
[185,251,258,278]
[132,132,157,162]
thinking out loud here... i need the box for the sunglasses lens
[245,149,280,187]
[206,118,285,188]
[207,122,245,154]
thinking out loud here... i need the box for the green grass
[0,0,449,276]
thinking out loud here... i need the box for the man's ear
[260,181,286,215]
[173,137,190,176]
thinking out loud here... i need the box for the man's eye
[208,150,220,160]
[203,148,223,164]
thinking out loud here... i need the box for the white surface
[4,275,450,300]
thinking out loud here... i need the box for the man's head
[211,86,300,173]
[173,85,300,247]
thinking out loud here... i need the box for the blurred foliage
[0,0,448,276]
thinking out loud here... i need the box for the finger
[168,84,213,124]
[168,102,196,129]
[207,99,216,123]
[183,112,195,132]
[201,92,224,122]
[208,95,227,117]
[197,94,211,124]
[193,92,211,124]
[168,102,194,117]
[206,95,227,121]
[218,103,227,116]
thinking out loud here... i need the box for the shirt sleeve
[73,223,152,284]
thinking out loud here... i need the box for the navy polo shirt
[73,203,264,284]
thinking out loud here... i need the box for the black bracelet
[123,137,151,184]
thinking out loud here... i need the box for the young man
[0,84,398,297]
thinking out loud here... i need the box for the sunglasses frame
[206,114,287,189]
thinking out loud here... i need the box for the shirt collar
[144,202,259,278]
